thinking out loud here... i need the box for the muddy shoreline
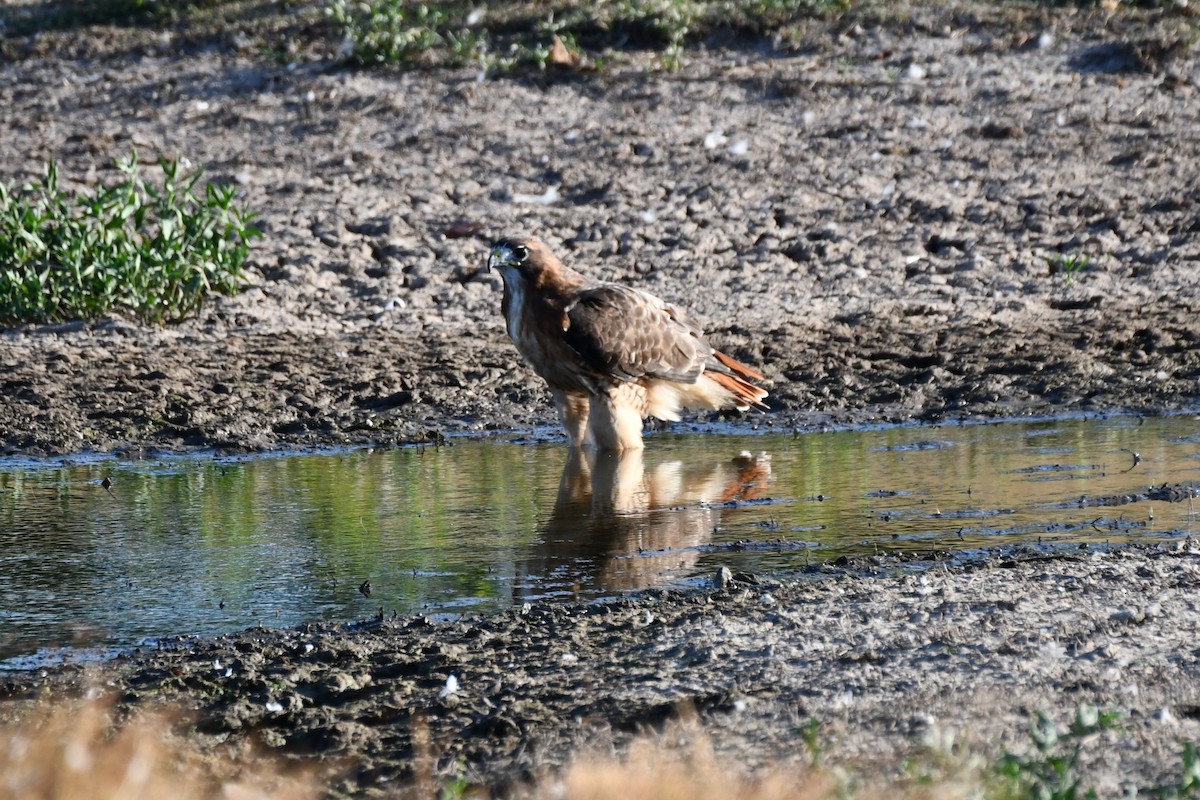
[3,308,1199,456]
[2,3,1200,795]
[6,544,1200,797]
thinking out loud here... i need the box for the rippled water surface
[2,415,1198,666]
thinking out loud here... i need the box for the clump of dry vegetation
[8,695,1200,800]
[0,698,314,800]
[545,735,839,800]
[0,697,869,800]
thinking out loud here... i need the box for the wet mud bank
[2,308,1199,455]
[6,545,1200,796]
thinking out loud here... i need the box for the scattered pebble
[512,185,559,205]
[715,566,733,589]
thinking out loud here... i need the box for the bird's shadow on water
[515,447,771,598]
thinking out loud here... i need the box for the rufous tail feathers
[712,350,765,382]
[707,350,769,411]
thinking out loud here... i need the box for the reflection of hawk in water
[487,237,768,451]
[521,448,773,595]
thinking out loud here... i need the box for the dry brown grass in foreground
[0,698,315,800]
[0,697,982,800]
[548,736,836,800]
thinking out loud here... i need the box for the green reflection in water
[0,415,1197,665]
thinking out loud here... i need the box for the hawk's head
[487,238,531,274]
[486,237,562,282]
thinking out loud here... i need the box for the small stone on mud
[512,185,559,205]
[715,566,734,589]
[260,729,287,748]
[1111,608,1146,625]
[1038,641,1067,661]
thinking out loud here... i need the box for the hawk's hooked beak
[487,243,513,272]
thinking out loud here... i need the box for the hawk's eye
[512,245,529,263]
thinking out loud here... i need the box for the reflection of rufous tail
[719,451,772,503]
[708,350,769,411]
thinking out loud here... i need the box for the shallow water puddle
[1,415,1197,666]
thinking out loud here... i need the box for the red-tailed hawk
[486,237,768,451]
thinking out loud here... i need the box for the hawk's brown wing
[562,284,713,383]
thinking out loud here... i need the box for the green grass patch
[987,705,1200,799]
[993,705,1122,799]
[325,0,856,70]
[326,0,485,66]
[0,153,259,327]
[1048,252,1092,285]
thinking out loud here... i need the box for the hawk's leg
[586,387,646,451]
[551,390,592,449]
